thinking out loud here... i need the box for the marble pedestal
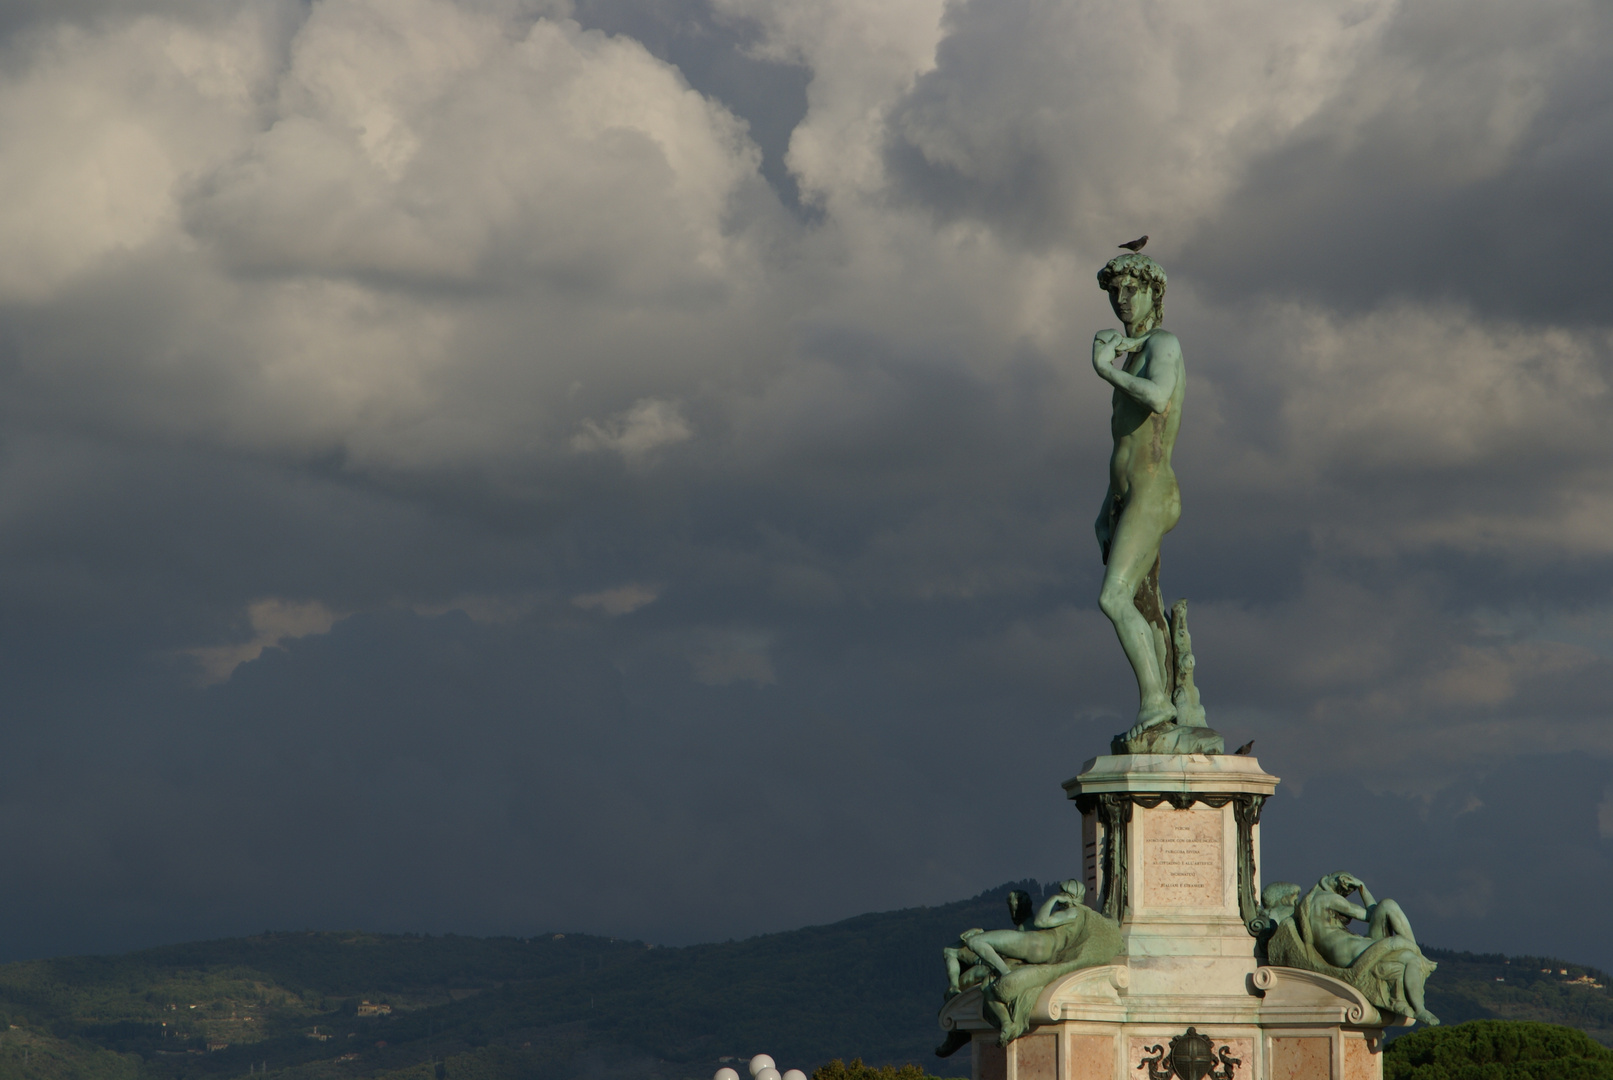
[939,755,1396,1080]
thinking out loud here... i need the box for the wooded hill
[0,882,1605,1080]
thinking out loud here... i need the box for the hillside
[0,883,1605,1080]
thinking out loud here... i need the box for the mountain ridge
[0,882,1605,1080]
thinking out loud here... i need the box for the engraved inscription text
[1143,806,1223,907]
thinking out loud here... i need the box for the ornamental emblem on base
[1137,1028,1239,1080]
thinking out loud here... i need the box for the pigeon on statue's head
[1118,235,1148,252]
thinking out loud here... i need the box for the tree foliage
[811,1059,942,1080]
[1385,1020,1613,1080]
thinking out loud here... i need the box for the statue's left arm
[1336,873,1379,911]
[1032,893,1083,929]
[1092,330,1179,414]
[1315,890,1370,924]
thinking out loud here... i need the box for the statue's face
[1107,275,1155,329]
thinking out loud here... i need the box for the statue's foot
[935,1030,971,1058]
[1416,1010,1441,1026]
[1125,704,1176,743]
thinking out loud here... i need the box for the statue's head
[1058,879,1086,903]
[1097,253,1167,330]
[1007,890,1033,925]
[1261,882,1301,909]
[1321,872,1360,896]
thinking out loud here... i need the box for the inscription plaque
[1143,806,1223,907]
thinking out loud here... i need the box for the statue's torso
[1108,332,1184,505]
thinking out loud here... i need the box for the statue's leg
[964,934,1014,976]
[944,947,963,993]
[1367,900,1417,947]
[983,996,1012,1040]
[1098,508,1174,727]
[1404,961,1439,1026]
[961,928,1054,972]
[958,963,990,991]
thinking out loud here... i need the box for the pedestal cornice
[1063,754,1280,798]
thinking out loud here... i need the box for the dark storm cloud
[1263,754,1613,971]
[0,0,1606,972]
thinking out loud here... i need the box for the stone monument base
[939,755,1403,1079]
[941,964,1393,1080]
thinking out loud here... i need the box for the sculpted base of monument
[1264,874,1439,1028]
[941,880,1123,1047]
[939,754,1404,1080]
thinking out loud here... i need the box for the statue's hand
[1092,329,1122,372]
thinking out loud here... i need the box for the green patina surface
[1264,872,1441,1027]
[937,881,1120,1049]
[1091,253,1223,756]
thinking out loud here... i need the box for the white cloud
[184,598,343,683]
[186,0,759,288]
[1190,298,1613,558]
[1266,304,1609,475]
[571,584,660,616]
[687,628,776,687]
[882,0,1402,244]
[713,0,947,202]
[0,0,764,475]
[0,9,280,301]
[571,399,692,462]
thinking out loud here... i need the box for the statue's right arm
[1094,334,1179,414]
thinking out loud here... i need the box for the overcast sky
[0,0,1608,975]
